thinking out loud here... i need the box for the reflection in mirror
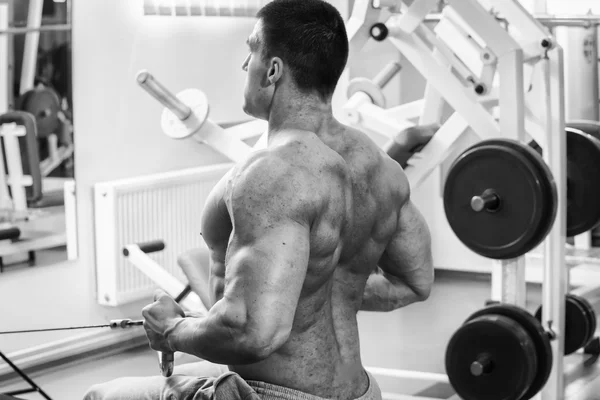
[0,0,74,272]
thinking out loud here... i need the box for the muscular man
[85,0,433,398]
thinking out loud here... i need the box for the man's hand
[142,290,186,353]
[184,310,206,318]
[385,123,440,168]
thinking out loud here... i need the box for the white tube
[123,245,207,314]
[64,179,78,261]
[0,4,7,114]
[405,112,470,189]
[190,118,253,163]
[365,367,450,384]
[540,48,567,400]
[20,0,43,94]
[1,124,28,212]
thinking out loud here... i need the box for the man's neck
[266,94,337,143]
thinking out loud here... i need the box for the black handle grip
[138,240,165,254]
[122,240,165,256]
[0,227,20,241]
[174,285,192,303]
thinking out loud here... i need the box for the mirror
[0,0,74,273]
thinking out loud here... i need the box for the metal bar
[404,112,470,189]
[1,125,28,212]
[540,46,567,400]
[422,13,600,26]
[446,0,521,56]
[0,351,53,400]
[347,0,386,55]
[20,0,44,94]
[394,0,440,34]
[137,70,192,121]
[492,259,526,306]
[0,24,71,35]
[365,366,450,383]
[122,245,207,314]
[5,388,37,395]
[373,62,402,88]
[381,394,440,400]
[387,31,502,140]
[0,4,8,114]
[67,0,72,25]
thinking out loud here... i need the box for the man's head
[242,0,349,120]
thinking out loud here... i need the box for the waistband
[246,371,380,400]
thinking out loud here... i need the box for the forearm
[360,269,427,312]
[167,301,264,365]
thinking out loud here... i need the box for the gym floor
[1,269,600,400]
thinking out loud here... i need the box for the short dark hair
[256,0,349,101]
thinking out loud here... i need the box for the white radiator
[93,163,233,306]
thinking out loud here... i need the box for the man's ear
[267,57,284,84]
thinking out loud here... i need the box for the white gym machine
[344,1,598,399]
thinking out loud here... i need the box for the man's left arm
[165,160,312,365]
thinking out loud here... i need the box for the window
[143,0,273,17]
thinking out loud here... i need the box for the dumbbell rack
[344,0,572,399]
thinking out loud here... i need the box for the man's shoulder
[241,147,311,179]
[232,149,317,203]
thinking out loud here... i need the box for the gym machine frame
[347,1,567,399]
[344,0,581,399]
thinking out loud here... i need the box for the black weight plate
[535,294,590,355]
[444,139,552,259]
[17,87,61,138]
[570,294,597,347]
[564,128,600,236]
[529,128,600,237]
[468,304,553,400]
[14,89,33,111]
[496,139,557,255]
[445,314,537,400]
[568,120,600,142]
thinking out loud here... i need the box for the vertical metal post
[540,45,567,400]
[555,25,599,248]
[490,49,527,307]
[20,0,43,94]
[0,2,8,114]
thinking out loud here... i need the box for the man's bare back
[201,122,429,398]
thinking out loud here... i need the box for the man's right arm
[361,200,434,312]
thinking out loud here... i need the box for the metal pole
[0,4,7,114]
[19,0,44,94]
[136,70,192,121]
[422,13,600,27]
[0,24,72,35]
